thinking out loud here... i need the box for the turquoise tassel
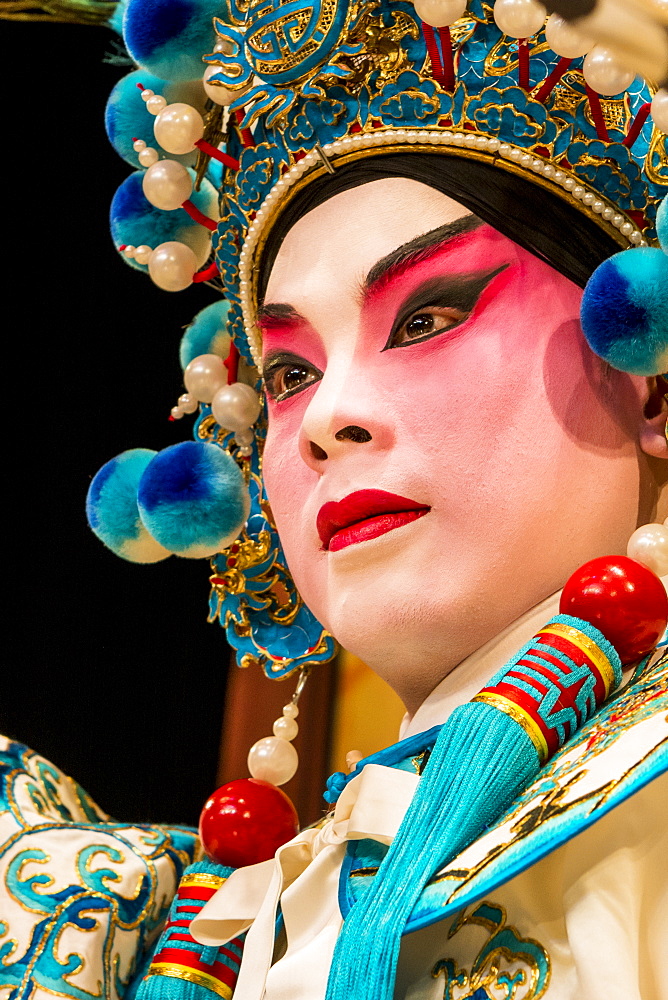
[135,858,243,1000]
[325,614,622,1000]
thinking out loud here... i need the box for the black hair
[258,152,619,302]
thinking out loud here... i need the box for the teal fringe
[324,702,539,1000]
[324,611,623,1000]
[135,857,237,1000]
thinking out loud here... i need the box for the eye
[389,306,469,348]
[263,356,322,402]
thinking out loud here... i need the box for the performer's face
[261,178,651,710]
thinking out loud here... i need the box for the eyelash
[263,358,322,402]
[263,266,508,400]
[384,266,508,350]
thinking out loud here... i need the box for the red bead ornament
[560,555,668,665]
[199,778,299,868]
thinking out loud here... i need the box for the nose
[299,363,393,470]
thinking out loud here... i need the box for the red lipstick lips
[317,489,430,553]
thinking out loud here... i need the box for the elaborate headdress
[83,0,668,679]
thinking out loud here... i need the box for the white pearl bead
[247,736,298,785]
[572,185,585,199]
[138,146,159,167]
[273,716,299,740]
[140,89,154,102]
[178,392,199,414]
[134,244,153,265]
[543,164,555,178]
[148,242,197,292]
[627,523,668,576]
[582,191,594,205]
[154,103,204,155]
[545,13,592,58]
[203,64,252,106]
[345,750,363,771]
[602,206,614,220]
[413,0,467,26]
[171,405,184,419]
[183,354,227,403]
[583,46,634,95]
[214,38,232,53]
[563,176,575,190]
[620,221,633,236]
[235,426,255,446]
[211,382,261,431]
[238,445,253,457]
[133,139,147,152]
[493,0,545,38]
[592,199,604,213]
[147,94,167,115]
[499,142,511,156]
[629,230,643,244]
[282,702,299,719]
[651,89,668,133]
[612,213,624,227]
[123,244,136,257]
[142,159,193,211]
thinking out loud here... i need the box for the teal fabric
[325,703,539,1000]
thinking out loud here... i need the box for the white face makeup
[260,177,649,713]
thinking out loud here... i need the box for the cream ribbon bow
[191,763,419,1000]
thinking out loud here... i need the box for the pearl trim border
[237,128,648,369]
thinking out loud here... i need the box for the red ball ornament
[199,778,299,868]
[560,555,668,665]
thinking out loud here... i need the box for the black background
[2,19,230,826]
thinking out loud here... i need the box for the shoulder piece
[342,654,668,932]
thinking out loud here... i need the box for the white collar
[400,590,562,740]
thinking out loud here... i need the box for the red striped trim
[175,904,202,913]
[484,679,559,756]
[536,633,606,704]
[177,886,219,902]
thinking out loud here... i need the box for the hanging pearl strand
[247,668,310,786]
[411,1,667,140]
[179,353,261,452]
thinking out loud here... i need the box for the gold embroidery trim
[538,623,616,696]
[473,691,549,764]
[179,872,227,889]
[146,964,233,999]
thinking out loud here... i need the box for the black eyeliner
[382,264,509,350]
[263,351,323,402]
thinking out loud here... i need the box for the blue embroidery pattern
[0,739,198,1000]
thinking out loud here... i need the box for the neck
[400,590,562,739]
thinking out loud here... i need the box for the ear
[639,377,668,460]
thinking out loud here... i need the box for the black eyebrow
[258,302,303,328]
[363,215,483,295]
[259,215,484,328]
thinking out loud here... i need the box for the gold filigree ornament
[237,129,649,371]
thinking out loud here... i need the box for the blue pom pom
[105,69,169,167]
[109,170,217,272]
[86,449,171,563]
[105,70,206,168]
[179,302,231,369]
[581,247,668,375]
[137,442,249,558]
[123,0,223,81]
[657,197,668,255]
